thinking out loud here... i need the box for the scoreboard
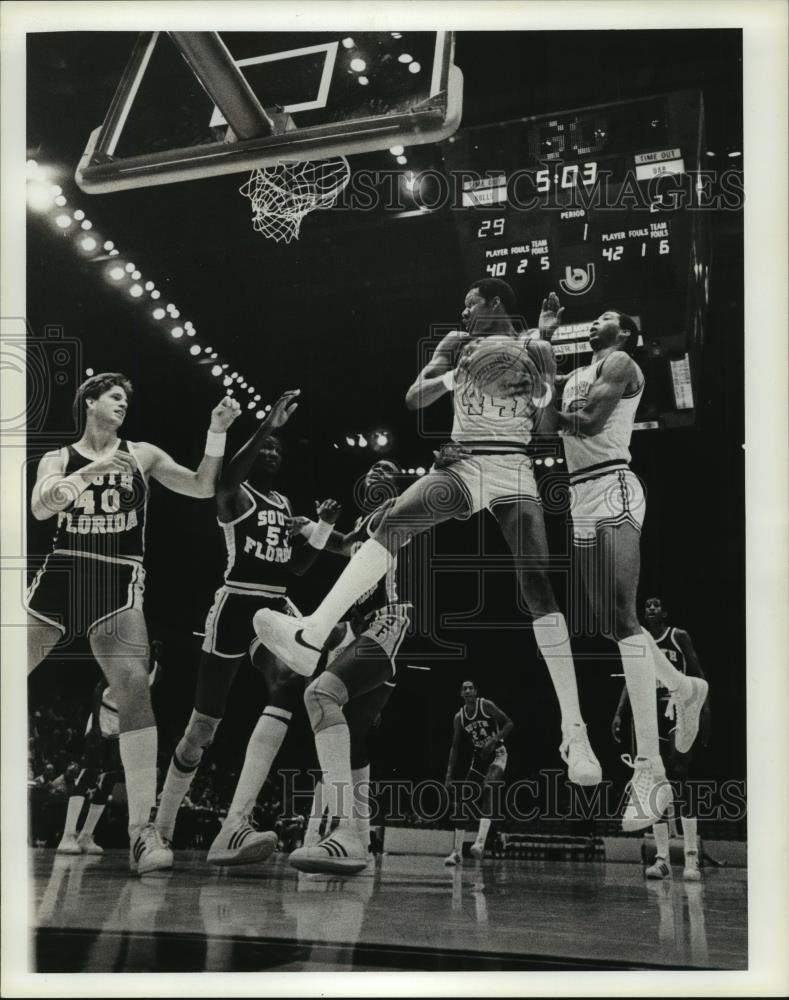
[443,91,708,428]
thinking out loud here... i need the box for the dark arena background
[20,19,751,980]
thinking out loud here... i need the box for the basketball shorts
[203,586,299,659]
[352,602,411,669]
[26,551,145,639]
[439,453,540,515]
[569,469,645,546]
[469,744,508,777]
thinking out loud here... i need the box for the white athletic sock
[617,633,660,761]
[227,708,291,821]
[533,613,584,731]
[642,629,692,695]
[314,724,353,827]
[351,765,371,849]
[80,802,105,839]
[62,795,85,840]
[653,821,670,859]
[453,828,465,853]
[682,816,698,857]
[305,539,393,645]
[118,726,158,832]
[476,817,491,846]
[305,780,327,844]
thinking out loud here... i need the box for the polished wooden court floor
[31,848,747,972]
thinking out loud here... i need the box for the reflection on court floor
[32,849,746,972]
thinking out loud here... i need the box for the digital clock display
[443,91,708,428]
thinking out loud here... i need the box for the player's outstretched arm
[612,682,630,743]
[487,701,514,743]
[405,330,469,410]
[289,499,343,576]
[555,351,635,437]
[219,390,299,496]
[30,448,140,521]
[138,396,242,498]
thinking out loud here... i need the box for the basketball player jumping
[285,458,409,874]
[154,390,343,866]
[27,373,241,874]
[612,596,711,879]
[255,279,602,789]
[548,299,709,830]
[443,679,514,866]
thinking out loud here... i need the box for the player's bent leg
[254,470,468,675]
[89,608,172,874]
[346,677,394,851]
[208,651,297,867]
[470,763,505,860]
[595,524,671,831]
[495,502,601,785]
[156,650,239,845]
[27,615,63,674]
[289,671,367,874]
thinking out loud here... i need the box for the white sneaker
[288,827,368,875]
[444,850,462,867]
[667,677,709,753]
[621,755,674,832]
[253,609,322,677]
[683,850,702,881]
[56,835,82,855]
[645,855,672,880]
[76,833,103,855]
[129,823,174,875]
[469,842,485,861]
[560,723,603,786]
[207,817,278,866]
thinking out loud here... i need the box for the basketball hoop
[239,156,351,243]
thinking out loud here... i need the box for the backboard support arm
[169,31,275,140]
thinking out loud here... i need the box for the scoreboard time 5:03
[444,91,708,429]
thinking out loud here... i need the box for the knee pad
[177,711,220,768]
[304,672,349,734]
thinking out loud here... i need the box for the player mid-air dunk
[255,279,602,788]
[548,298,709,830]
[27,372,240,874]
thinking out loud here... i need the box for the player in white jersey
[612,597,711,880]
[443,680,514,866]
[549,299,709,831]
[255,280,602,789]
[28,372,240,874]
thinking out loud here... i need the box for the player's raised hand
[538,291,564,340]
[266,389,300,430]
[433,442,473,469]
[210,395,242,431]
[315,498,342,524]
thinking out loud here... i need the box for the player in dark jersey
[443,680,514,866]
[612,597,711,881]
[286,459,410,875]
[56,642,162,855]
[27,372,240,874]
[154,390,341,866]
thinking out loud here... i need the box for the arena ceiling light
[28,161,262,398]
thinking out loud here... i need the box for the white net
[239,156,351,243]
